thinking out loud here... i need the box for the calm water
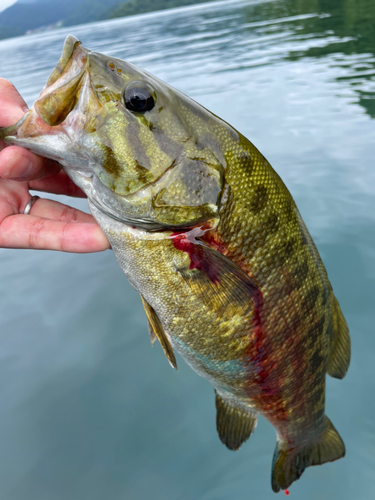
[0,0,374,498]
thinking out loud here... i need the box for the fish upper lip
[46,35,85,86]
[33,38,91,128]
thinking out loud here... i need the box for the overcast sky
[0,0,17,13]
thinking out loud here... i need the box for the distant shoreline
[0,0,219,41]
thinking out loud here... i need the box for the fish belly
[90,204,262,403]
[90,203,329,443]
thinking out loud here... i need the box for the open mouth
[0,36,92,143]
[33,36,89,127]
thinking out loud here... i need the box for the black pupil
[125,86,154,112]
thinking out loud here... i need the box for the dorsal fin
[327,295,350,379]
[140,296,177,370]
[215,391,257,451]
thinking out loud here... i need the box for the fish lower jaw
[3,135,75,167]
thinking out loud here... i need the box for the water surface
[0,0,374,498]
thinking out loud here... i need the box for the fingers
[29,197,95,223]
[0,147,83,199]
[0,79,61,181]
[0,78,28,127]
[29,170,86,198]
[0,177,109,252]
[0,214,110,253]
[0,79,106,253]
[0,145,61,180]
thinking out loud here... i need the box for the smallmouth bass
[0,36,351,493]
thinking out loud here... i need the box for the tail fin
[271,416,345,492]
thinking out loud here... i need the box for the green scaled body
[0,36,350,493]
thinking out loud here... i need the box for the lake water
[0,0,374,498]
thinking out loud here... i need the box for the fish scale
[0,35,350,493]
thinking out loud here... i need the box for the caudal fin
[271,416,345,493]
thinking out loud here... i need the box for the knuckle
[28,218,47,249]
[60,205,79,222]
[60,222,69,252]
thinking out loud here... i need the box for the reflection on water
[0,0,374,499]
[242,0,375,117]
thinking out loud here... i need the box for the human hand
[0,78,110,252]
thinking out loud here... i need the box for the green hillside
[0,0,215,41]
[0,0,125,39]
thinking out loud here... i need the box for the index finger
[0,213,110,253]
[0,79,61,180]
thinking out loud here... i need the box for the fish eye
[124,81,155,113]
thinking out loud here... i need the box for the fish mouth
[46,35,83,87]
[3,36,97,144]
[33,35,89,127]
[0,36,89,142]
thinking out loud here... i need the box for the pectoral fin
[215,391,257,451]
[140,296,177,370]
[176,239,260,316]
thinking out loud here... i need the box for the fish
[0,35,350,493]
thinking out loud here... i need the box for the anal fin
[215,391,257,451]
[147,321,157,345]
[140,296,177,370]
[327,296,350,379]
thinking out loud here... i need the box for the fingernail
[3,154,33,179]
